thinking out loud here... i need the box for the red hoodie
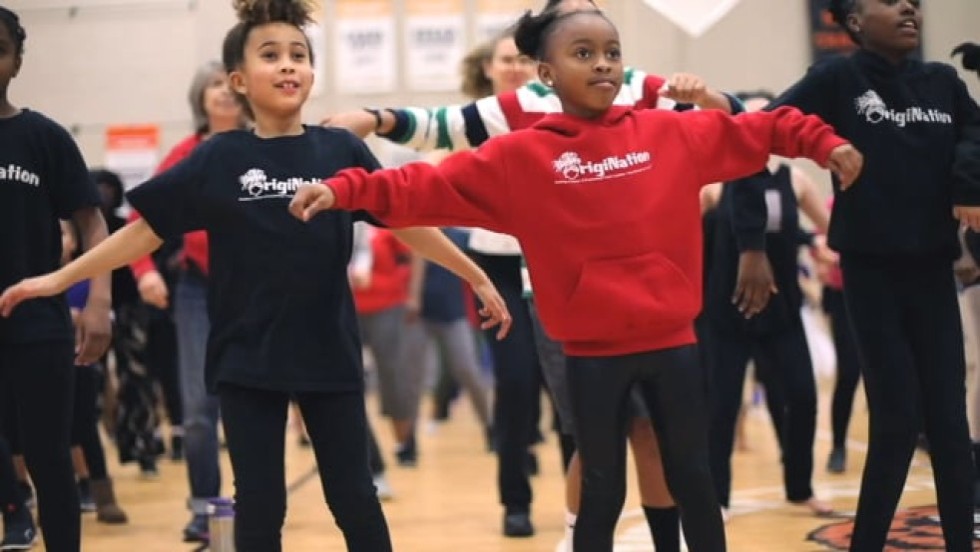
[352,228,412,314]
[326,106,847,357]
[130,134,210,280]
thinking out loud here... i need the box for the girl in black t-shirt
[0,1,509,551]
[0,7,112,552]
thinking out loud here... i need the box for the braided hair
[827,0,860,45]
[0,6,26,57]
[952,42,980,79]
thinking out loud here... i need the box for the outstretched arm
[391,227,511,339]
[70,206,113,365]
[681,107,862,189]
[0,219,163,317]
[292,140,513,232]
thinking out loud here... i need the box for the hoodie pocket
[551,252,699,343]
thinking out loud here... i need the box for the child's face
[851,0,921,60]
[202,71,242,125]
[231,22,313,120]
[0,23,21,94]
[539,13,623,119]
[483,38,535,95]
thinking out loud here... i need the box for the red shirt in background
[129,134,210,280]
[353,228,412,314]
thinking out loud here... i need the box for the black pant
[841,255,973,552]
[567,346,724,552]
[474,254,542,513]
[71,365,108,480]
[145,307,183,428]
[823,287,862,450]
[219,384,391,552]
[708,317,817,506]
[0,341,79,551]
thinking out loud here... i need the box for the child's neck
[0,96,18,119]
[251,111,304,139]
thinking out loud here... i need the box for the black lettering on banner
[346,30,383,50]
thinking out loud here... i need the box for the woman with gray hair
[127,59,245,544]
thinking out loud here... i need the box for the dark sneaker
[139,456,159,479]
[503,511,534,538]
[78,479,96,512]
[826,447,846,474]
[395,437,418,467]
[1,514,38,550]
[182,514,210,543]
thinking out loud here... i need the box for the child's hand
[659,73,708,105]
[75,302,112,365]
[290,184,337,222]
[0,273,66,317]
[827,144,863,190]
[732,250,778,318]
[954,205,980,231]
[471,279,512,340]
[137,270,169,309]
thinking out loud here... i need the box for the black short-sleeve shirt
[0,110,99,344]
[127,126,381,393]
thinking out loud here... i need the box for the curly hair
[0,6,26,57]
[223,0,317,74]
[952,42,980,78]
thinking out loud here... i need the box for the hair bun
[231,0,317,27]
[953,42,980,73]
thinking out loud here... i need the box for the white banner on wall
[333,0,397,95]
[641,0,741,38]
[403,0,467,92]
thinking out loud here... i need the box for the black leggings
[0,341,79,551]
[219,384,391,552]
[566,346,724,552]
[842,256,973,552]
[823,287,862,450]
[71,365,108,480]
[0,435,19,513]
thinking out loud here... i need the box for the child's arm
[70,206,113,365]
[0,219,163,318]
[390,227,511,339]
[292,140,513,232]
[678,107,862,189]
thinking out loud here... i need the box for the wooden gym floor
[18,375,962,551]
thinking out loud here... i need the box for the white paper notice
[333,0,397,94]
[403,0,466,92]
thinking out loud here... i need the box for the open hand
[75,303,112,365]
[659,73,708,105]
[321,111,376,139]
[827,144,863,190]
[289,184,337,222]
[137,270,169,309]
[471,280,512,340]
[0,273,66,318]
[732,250,778,318]
[954,205,980,232]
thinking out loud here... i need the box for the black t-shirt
[0,110,99,344]
[126,126,381,393]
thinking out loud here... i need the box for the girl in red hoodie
[290,9,861,552]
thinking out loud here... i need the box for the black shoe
[170,435,185,462]
[78,479,96,512]
[396,436,418,467]
[0,513,38,550]
[826,447,846,474]
[503,512,534,538]
[139,456,159,479]
[182,514,210,543]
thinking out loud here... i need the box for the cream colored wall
[6,0,980,167]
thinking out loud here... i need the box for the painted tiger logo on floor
[807,505,980,550]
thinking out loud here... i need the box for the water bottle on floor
[208,497,235,552]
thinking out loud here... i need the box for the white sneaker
[373,475,394,502]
